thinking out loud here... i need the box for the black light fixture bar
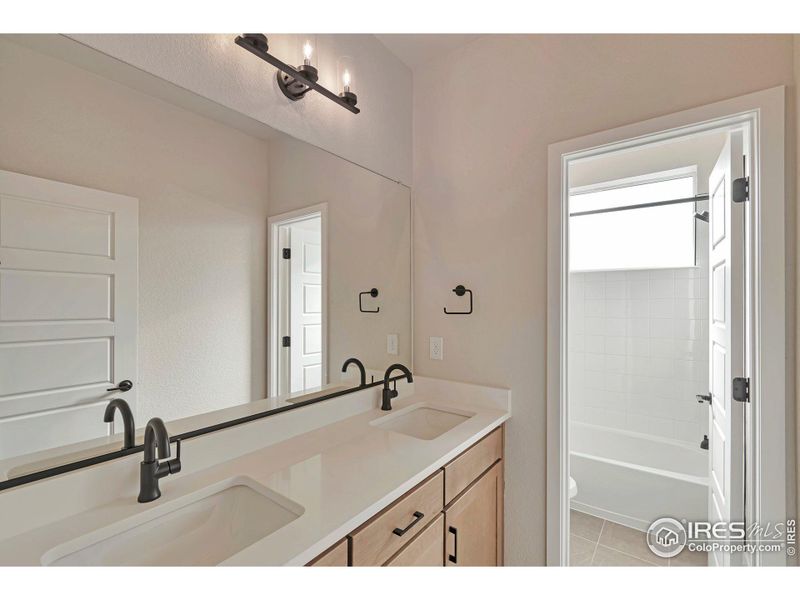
[235,34,360,114]
[569,194,709,217]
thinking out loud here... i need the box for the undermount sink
[42,477,303,566]
[371,404,474,440]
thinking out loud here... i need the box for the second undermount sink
[371,404,474,440]
[42,477,303,566]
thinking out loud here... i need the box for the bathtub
[570,422,708,531]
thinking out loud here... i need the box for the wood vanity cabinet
[307,426,504,567]
[307,538,348,566]
[444,461,503,566]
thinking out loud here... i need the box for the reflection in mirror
[0,35,411,484]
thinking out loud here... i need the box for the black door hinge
[732,176,749,203]
[282,248,291,259]
[732,377,750,403]
[282,336,291,347]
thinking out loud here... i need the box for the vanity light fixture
[235,34,360,114]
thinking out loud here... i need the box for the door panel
[289,219,322,393]
[706,132,745,567]
[0,170,137,460]
[445,461,503,567]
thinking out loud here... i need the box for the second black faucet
[381,363,413,411]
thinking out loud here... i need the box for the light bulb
[342,69,351,92]
[303,41,313,65]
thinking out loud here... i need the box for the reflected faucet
[138,418,181,503]
[103,398,135,450]
[342,357,367,387]
[381,363,413,411]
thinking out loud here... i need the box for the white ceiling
[375,34,479,70]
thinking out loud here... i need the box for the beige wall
[268,135,412,378]
[412,34,795,565]
[0,39,272,424]
[70,34,414,185]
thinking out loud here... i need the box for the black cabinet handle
[448,526,458,563]
[392,511,424,536]
[696,393,712,405]
[107,380,133,392]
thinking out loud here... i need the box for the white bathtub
[570,422,708,531]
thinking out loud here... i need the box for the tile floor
[569,510,707,567]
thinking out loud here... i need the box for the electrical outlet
[430,336,443,360]
[387,333,398,355]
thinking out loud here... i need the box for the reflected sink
[371,404,474,440]
[42,477,303,566]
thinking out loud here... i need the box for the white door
[707,132,746,566]
[0,170,138,461]
[289,220,322,392]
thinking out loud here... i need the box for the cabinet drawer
[444,427,502,505]
[307,538,348,566]
[350,470,444,566]
[385,513,444,566]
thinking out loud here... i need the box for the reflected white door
[707,132,745,566]
[289,220,322,392]
[0,170,137,460]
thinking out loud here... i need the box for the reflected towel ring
[444,285,473,315]
[359,288,380,313]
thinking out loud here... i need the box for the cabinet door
[307,539,348,566]
[385,514,444,566]
[445,461,503,566]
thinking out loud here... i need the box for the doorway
[546,87,789,567]
[268,205,328,398]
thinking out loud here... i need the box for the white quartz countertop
[0,388,509,566]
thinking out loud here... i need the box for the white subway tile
[649,298,674,318]
[584,298,605,317]
[650,279,674,298]
[585,335,604,353]
[649,318,673,338]
[585,281,605,299]
[605,280,627,299]
[605,336,626,355]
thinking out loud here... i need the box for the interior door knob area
[106,380,134,393]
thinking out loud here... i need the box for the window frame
[568,165,699,272]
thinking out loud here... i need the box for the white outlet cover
[430,336,443,360]
[387,333,398,355]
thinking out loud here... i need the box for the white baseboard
[570,500,649,532]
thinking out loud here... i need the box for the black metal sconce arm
[234,34,360,114]
[444,285,473,315]
[359,288,380,313]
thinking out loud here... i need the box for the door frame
[267,203,328,398]
[546,86,788,566]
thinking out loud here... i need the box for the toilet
[569,476,578,499]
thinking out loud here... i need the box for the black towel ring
[444,285,473,315]
[359,288,380,313]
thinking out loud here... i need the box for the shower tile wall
[568,266,709,444]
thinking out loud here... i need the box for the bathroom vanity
[312,426,504,566]
[0,378,510,566]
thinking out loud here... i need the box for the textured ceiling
[375,34,479,70]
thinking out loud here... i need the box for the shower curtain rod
[569,194,709,217]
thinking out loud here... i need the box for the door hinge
[282,336,291,347]
[732,176,749,203]
[282,248,291,259]
[732,377,750,403]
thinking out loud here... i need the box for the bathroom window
[569,168,697,271]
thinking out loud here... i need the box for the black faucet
[103,398,135,450]
[342,357,367,387]
[138,418,181,503]
[381,363,413,411]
